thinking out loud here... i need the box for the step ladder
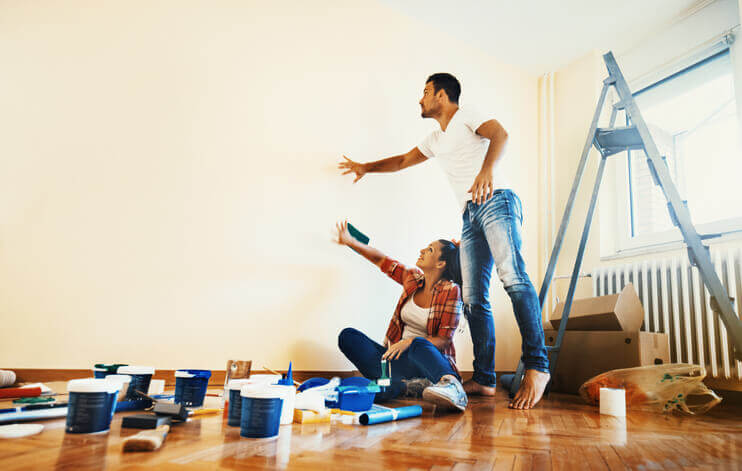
[508,51,742,398]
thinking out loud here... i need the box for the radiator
[592,246,742,381]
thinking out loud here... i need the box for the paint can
[226,379,253,427]
[240,385,283,439]
[104,375,131,402]
[116,366,155,401]
[65,379,119,434]
[174,369,211,407]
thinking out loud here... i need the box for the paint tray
[332,378,380,412]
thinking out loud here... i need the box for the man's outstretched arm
[469,119,508,204]
[338,147,428,183]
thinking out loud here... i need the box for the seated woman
[335,221,467,411]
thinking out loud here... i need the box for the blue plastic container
[240,385,283,439]
[65,379,120,434]
[117,366,155,401]
[174,369,211,407]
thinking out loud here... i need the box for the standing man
[339,73,550,409]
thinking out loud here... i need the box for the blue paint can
[174,369,211,407]
[240,385,283,439]
[116,366,155,401]
[65,379,120,434]
[226,379,252,427]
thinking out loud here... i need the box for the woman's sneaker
[422,375,468,411]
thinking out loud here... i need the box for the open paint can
[240,385,283,439]
[116,366,155,401]
[65,379,120,434]
[104,375,131,402]
[174,369,211,407]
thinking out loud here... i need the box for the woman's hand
[382,338,414,360]
[335,220,355,246]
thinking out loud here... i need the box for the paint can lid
[241,384,282,399]
[175,369,212,379]
[117,366,155,375]
[228,379,253,390]
[67,378,120,394]
[246,374,281,384]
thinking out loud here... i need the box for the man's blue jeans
[338,327,457,402]
[461,190,549,387]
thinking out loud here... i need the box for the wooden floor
[2,388,741,470]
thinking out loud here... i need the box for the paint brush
[122,424,170,452]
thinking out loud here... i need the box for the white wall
[0,0,539,372]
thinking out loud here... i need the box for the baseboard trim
[5,368,491,387]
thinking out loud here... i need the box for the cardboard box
[550,283,644,331]
[544,330,670,394]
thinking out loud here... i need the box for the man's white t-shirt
[417,108,508,211]
[400,297,429,340]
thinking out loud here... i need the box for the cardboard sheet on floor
[549,283,644,331]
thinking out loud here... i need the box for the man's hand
[335,220,354,246]
[468,170,494,205]
[338,155,367,183]
[382,338,414,360]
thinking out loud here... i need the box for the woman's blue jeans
[461,190,549,387]
[338,327,456,402]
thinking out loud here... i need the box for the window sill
[600,230,742,261]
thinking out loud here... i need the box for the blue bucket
[117,366,155,401]
[65,379,120,434]
[174,369,211,407]
[240,385,283,439]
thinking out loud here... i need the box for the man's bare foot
[462,379,496,396]
[508,369,550,409]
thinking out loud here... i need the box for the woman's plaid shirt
[379,257,463,376]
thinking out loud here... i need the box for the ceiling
[378,0,706,74]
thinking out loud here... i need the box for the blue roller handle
[359,405,422,425]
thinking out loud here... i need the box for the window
[618,48,742,249]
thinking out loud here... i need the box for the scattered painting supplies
[359,405,422,425]
[117,366,155,401]
[599,388,626,417]
[269,384,296,425]
[174,369,211,407]
[65,378,119,434]
[93,364,128,378]
[293,408,330,424]
[240,384,283,439]
[0,424,44,439]
[122,424,170,452]
[227,379,253,427]
[223,360,252,412]
[294,389,325,412]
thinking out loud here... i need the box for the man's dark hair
[426,73,461,104]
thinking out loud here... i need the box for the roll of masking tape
[599,388,626,417]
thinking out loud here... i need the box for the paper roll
[599,388,626,417]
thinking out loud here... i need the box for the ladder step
[595,126,644,156]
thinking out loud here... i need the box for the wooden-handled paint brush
[122,424,170,452]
